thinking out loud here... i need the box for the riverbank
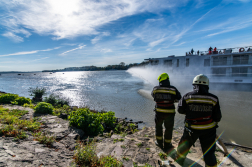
[1,104,251,167]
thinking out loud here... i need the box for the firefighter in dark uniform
[176,74,222,167]
[151,73,181,151]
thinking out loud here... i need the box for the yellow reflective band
[185,98,217,106]
[156,108,175,113]
[185,122,217,130]
[164,139,171,143]
[153,89,176,95]
[156,136,163,140]
[205,164,217,167]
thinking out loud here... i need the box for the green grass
[122,156,129,161]
[33,132,55,147]
[73,140,123,166]
[158,152,168,160]
[113,138,124,143]
[121,145,126,149]
[136,142,143,147]
[0,107,41,140]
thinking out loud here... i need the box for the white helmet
[192,74,209,86]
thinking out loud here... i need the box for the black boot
[155,140,163,149]
[163,143,174,153]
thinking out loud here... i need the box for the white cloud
[60,44,86,55]
[149,38,167,47]
[91,32,110,44]
[173,42,186,46]
[28,57,49,62]
[0,47,60,57]
[206,18,252,37]
[101,48,113,53]
[2,32,24,42]
[0,0,188,40]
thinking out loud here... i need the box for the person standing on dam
[176,74,222,167]
[151,73,181,152]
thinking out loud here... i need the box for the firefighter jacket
[178,85,222,130]
[151,79,181,114]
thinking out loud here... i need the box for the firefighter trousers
[155,112,175,149]
[177,127,217,167]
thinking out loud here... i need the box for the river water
[0,69,251,147]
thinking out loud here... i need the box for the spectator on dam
[209,46,213,54]
[191,48,194,55]
[176,74,222,167]
[214,47,217,54]
[151,73,181,152]
[197,50,199,55]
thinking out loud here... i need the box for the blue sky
[0,0,252,71]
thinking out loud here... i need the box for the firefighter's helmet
[193,74,209,86]
[157,73,169,82]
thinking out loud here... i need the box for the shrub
[23,103,34,108]
[74,141,98,166]
[73,141,123,167]
[69,108,117,135]
[0,93,18,104]
[69,108,104,135]
[44,94,69,107]
[34,102,54,114]
[56,98,69,107]
[34,132,55,147]
[101,111,116,128]
[53,105,72,116]
[99,155,123,166]
[44,94,58,106]
[12,97,32,105]
[29,87,46,102]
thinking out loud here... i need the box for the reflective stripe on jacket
[185,122,217,130]
[178,85,222,129]
[156,108,175,113]
[152,88,176,95]
[184,95,217,106]
[152,85,181,114]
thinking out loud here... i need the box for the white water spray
[127,66,195,95]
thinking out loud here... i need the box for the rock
[35,148,46,153]
[52,142,65,149]
[49,128,69,140]
[135,153,149,164]
[68,127,85,139]
[69,143,76,151]
[122,160,133,167]
[5,149,15,156]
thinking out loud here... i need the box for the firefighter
[151,73,181,151]
[176,74,222,167]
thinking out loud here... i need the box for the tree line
[42,61,148,72]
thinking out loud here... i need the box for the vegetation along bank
[0,89,251,166]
